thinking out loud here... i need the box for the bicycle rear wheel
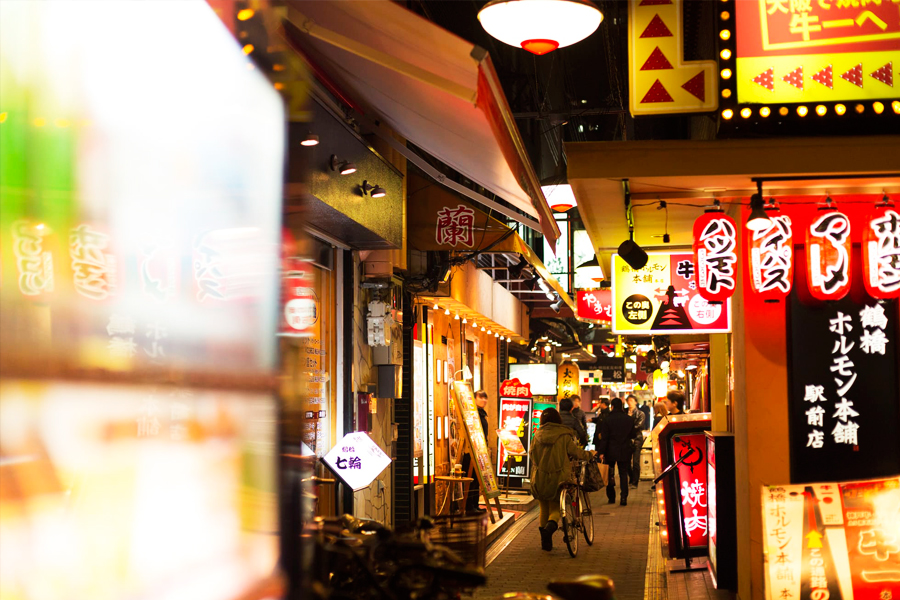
[580,488,594,545]
[561,487,578,557]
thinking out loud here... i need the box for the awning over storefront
[283,0,560,247]
[407,173,575,314]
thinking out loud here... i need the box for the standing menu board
[762,477,900,600]
[452,380,503,522]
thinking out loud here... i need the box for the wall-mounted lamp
[362,180,387,198]
[300,132,319,147]
[330,155,357,175]
[746,186,772,232]
[550,293,564,314]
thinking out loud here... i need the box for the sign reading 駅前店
[788,292,900,484]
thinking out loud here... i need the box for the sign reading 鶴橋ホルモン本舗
[734,0,899,105]
[612,252,732,334]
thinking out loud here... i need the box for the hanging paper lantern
[652,369,668,398]
[806,209,852,301]
[693,212,738,303]
[862,205,900,299]
[746,206,794,301]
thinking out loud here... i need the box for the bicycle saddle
[547,575,615,600]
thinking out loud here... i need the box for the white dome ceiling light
[541,183,578,212]
[477,0,603,56]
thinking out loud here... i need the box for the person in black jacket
[597,397,640,506]
[463,389,491,514]
[591,398,611,449]
[559,397,588,447]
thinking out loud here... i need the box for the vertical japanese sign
[577,289,613,322]
[788,292,900,484]
[762,478,900,600]
[612,252,732,334]
[672,433,710,551]
[531,400,558,444]
[413,340,426,460]
[496,398,532,479]
[734,0,899,104]
[748,211,794,302]
[863,207,900,300]
[693,213,738,304]
[807,210,852,301]
[557,361,580,401]
[452,381,501,498]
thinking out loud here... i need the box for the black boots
[540,520,559,551]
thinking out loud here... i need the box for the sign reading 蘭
[788,292,900,484]
[323,432,392,492]
[734,0,899,105]
[496,396,532,480]
[612,253,732,334]
[762,477,900,600]
[577,289,613,322]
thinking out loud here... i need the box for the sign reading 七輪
[734,0,899,105]
[612,252,732,334]
[323,431,392,492]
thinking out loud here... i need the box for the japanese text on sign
[435,204,476,248]
[749,215,794,297]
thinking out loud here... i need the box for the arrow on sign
[856,10,887,30]
[806,530,824,549]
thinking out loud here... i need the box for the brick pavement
[474,485,654,600]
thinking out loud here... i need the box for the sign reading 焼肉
[762,477,900,600]
[612,253,732,334]
[734,0,899,105]
[672,433,709,552]
[788,293,900,484]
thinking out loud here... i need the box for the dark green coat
[529,422,592,501]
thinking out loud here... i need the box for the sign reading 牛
[747,211,794,302]
[612,252,732,334]
[693,213,738,304]
[788,291,900,484]
[576,289,613,322]
[762,477,900,600]
[322,431,392,492]
[734,0,899,105]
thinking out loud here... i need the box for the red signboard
[279,229,316,336]
[673,432,709,551]
[576,289,613,322]
[693,213,738,303]
[841,478,900,600]
[863,206,900,300]
[747,210,794,301]
[806,210,852,301]
[499,378,532,399]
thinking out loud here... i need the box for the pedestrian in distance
[591,398,611,448]
[559,396,588,447]
[597,397,640,506]
[462,389,490,515]
[639,400,651,430]
[625,395,645,489]
[530,408,594,551]
[571,394,588,432]
[663,390,685,416]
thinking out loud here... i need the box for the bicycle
[558,458,595,557]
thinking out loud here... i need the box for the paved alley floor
[474,484,654,600]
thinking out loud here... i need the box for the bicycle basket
[429,514,488,569]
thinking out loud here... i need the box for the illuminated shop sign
[806,209,853,301]
[576,289,613,322]
[612,252,732,334]
[693,212,738,303]
[496,387,532,479]
[323,432,392,491]
[863,204,900,300]
[557,361,580,401]
[747,209,794,301]
[733,0,899,105]
[762,477,900,600]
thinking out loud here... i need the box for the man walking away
[597,397,640,506]
[591,398,611,449]
[571,395,588,432]
[559,397,588,447]
[625,395,645,489]
[639,400,651,430]
[463,390,490,514]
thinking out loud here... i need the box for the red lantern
[862,205,900,299]
[693,212,738,303]
[806,210,851,301]
[746,208,793,301]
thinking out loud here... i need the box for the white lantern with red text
[863,204,900,300]
[806,209,852,301]
[693,212,738,303]
[747,203,793,302]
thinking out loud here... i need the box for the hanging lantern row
[689,196,900,302]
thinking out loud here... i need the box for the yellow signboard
[557,361,580,401]
[628,0,718,116]
[611,253,732,335]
